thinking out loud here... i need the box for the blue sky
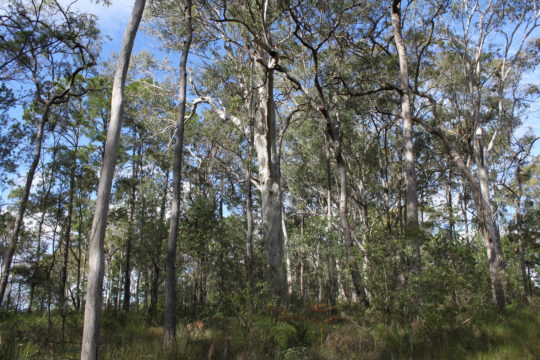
[63,0,151,61]
[2,0,539,204]
[74,0,539,152]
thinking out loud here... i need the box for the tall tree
[0,0,96,306]
[391,0,419,232]
[80,0,146,358]
[164,0,193,349]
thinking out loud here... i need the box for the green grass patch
[1,301,539,359]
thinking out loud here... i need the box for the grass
[1,300,539,359]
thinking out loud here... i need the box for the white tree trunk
[254,64,288,304]
[80,1,145,358]
[474,127,506,308]
[391,0,421,272]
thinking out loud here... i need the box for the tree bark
[416,118,506,309]
[515,164,529,298]
[80,0,145,358]
[27,151,56,312]
[164,0,192,349]
[60,137,78,339]
[244,115,255,301]
[150,168,168,324]
[75,205,84,311]
[282,209,293,297]
[391,0,420,270]
[337,148,369,308]
[254,63,288,304]
[123,131,140,311]
[474,127,506,308]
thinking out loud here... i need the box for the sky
[61,0,146,60]
[1,0,539,206]
[68,0,539,149]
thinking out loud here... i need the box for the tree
[0,0,97,306]
[81,0,145,358]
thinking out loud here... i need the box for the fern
[269,321,297,348]
[253,318,298,349]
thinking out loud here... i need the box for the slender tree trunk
[244,109,255,305]
[461,186,470,246]
[0,101,53,306]
[76,208,83,311]
[28,154,56,312]
[245,133,255,294]
[380,130,392,231]
[164,0,192,349]
[446,172,455,240]
[150,169,168,324]
[123,136,139,311]
[324,134,338,305]
[60,139,78,339]
[515,165,530,298]
[123,200,134,311]
[81,1,145,358]
[391,0,420,270]
[357,178,372,303]
[135,269,140,311]
[314,242,322,302]
[417,119,506,309]
[300,214,305,303]
[282,210,293,297]
[337,149,369,308]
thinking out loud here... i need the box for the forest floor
[1,300,539,360]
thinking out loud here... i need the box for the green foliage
[0,301,539,359]
[253,318,298,349]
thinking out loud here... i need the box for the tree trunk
[446,172,455,240]
[337,149,369,308]
[245,130,255,294]
[80,0,145,358]
[164,0,192,349]
[123,134,140,311]
[28,153,56,312]
[282,209,293,297]
[150,169,168,324]
[60,138,78,339]
[391,0,420,270]
[254,63,288,304]
[416,119,506,309]
[76,207,83,311]
[0,101,53,306]
[324,134,338,305]
[515,164,529,298]
[474,127,506,308]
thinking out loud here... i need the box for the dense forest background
[1,0,540,359]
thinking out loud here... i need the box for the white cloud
[58,0,134,37]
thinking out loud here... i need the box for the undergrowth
[0,300,539,359]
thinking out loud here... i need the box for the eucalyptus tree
[409,0,540,310]
[390,0,420,267]
[277,0,399,306]
[196,0,295,304]
[0,0,98,307]
[81,0,146,358]
[164,0,192,346]
[142,0,195,347]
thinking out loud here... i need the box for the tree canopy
[0,0,539,359]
